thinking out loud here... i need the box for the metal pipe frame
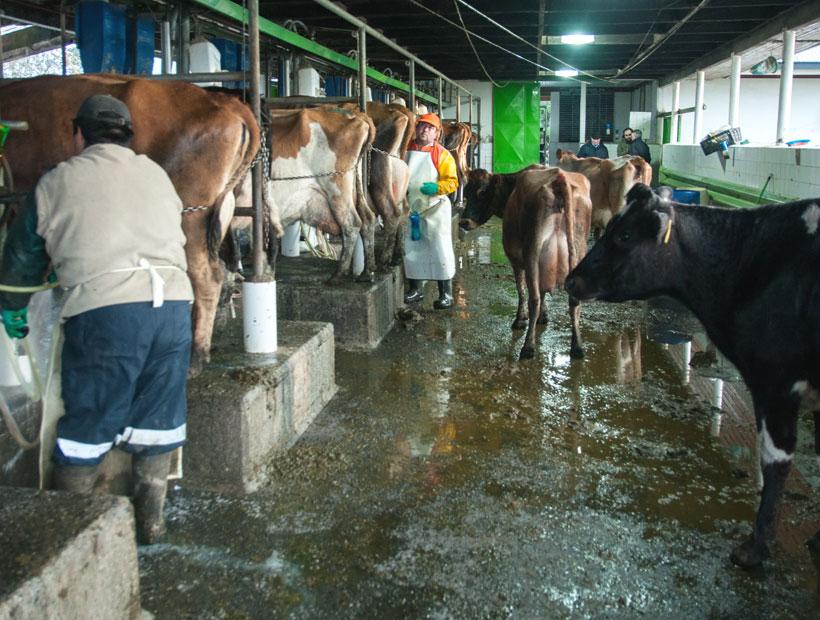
[358,26,368,188]
[0,12,4,80]
[579,82,587,144]
[59,5,66,76]
[776,30,795,145]
[408,59,415,112]
[248,0,266,280]
[670,81,681,144]
[147,71,253,82]
[693,70,705,145]
[729,54,741,128]
[162,20,173,74]
[312,0,474,103]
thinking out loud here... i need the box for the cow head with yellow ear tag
[565,183,678,302]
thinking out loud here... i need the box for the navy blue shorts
[54,301,191,466]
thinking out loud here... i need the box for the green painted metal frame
[659,166,796,208]
[192,0,437,103]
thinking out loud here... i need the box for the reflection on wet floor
[141,221,819,618]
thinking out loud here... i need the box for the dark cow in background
[461,167,592,360]
[0,74,260,374]
[565,184,820,568]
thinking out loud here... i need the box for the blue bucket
[672,189,700,205]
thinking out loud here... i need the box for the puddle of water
[141,221,818,618]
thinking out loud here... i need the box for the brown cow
[0,74,260,374]
[359,101,412,269]
[265,106,375,281]
[443,122,472,184]
[555,150,646,236]
[460,167,592,360]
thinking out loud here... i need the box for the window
[559,88,614,142]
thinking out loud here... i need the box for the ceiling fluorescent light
[555,69,579,77]
[561,34,594,45]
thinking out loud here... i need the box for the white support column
[729,53,741,127]
[693,70,705,144]
[776,30,796,145]
[670,81,680,144]
[579,81,587,145]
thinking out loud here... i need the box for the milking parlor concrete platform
[276,255,404,350]
[0,487,141,619]
[183,318,337,493]
[0,316,336,615]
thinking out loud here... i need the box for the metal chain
[182,205,208,214]
[369,144,403,160]
[259,128,271,253]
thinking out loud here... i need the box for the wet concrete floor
[140,222,819,618]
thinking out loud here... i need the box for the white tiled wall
[662,144,820,201]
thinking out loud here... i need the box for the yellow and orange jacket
[407,140,459,195]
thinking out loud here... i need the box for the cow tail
[551,171,577,269]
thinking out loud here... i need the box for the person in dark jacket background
[576,132,609,159]
[628,129,652,163]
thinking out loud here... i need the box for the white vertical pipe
[776,30,796,145]
[670,81,680,144]
[693,70,705,144]
[162,21,172,74]
[729,53,741,127]
[579,82,587,145]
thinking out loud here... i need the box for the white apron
[403,149,456,281]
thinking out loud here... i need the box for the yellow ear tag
[663,218,673,245]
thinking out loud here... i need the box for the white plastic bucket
[281,222,301,257]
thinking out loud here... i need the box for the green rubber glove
[2,307,28,339]
[420,182,439,196]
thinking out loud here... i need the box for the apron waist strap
[109,259,185,308]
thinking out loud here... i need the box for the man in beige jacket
[0,95,193,544]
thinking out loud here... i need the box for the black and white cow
[565,183,820,569]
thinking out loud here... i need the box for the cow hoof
[518,346,535,360]
[188,354,205,379]
[537,315,549,326]
[570,345,586,359]
[730,536,769,569]
[356,271,375,283]
[511,318,527,330]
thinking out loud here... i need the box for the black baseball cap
[74,95,132,129]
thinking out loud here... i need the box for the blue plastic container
[211,38,239,71]
[324,76,349,97]
[671,189,700,205]
[125,14,155,75]
[76,1,127,73]
[210,38,242,88]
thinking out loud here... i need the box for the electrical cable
[610,0,712,78]
[452,0,506,87]
[405,0,591,84]
[454,0,612,83]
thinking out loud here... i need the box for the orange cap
[417,113,442,131]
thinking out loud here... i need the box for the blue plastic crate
[76,0,126,73]
[672,189,701,205]
[125,14,155,75]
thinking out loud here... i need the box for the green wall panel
[493,83,540,174]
